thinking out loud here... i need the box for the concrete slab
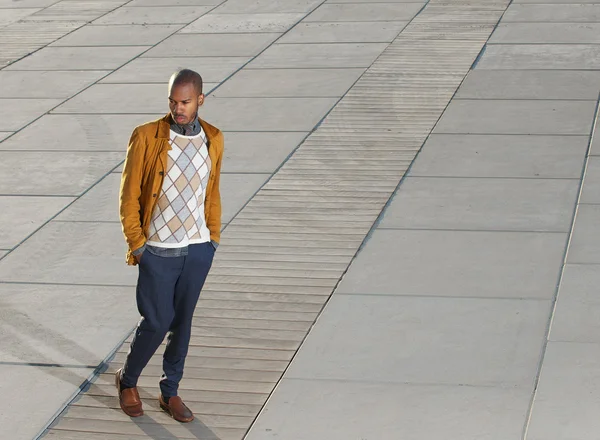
[54,84,166,114]
[526,342,600,440]
[0,7,41,26]
[0,114,159,151]
[3,46,149,71]
[101,57,247,84]
[0,365,93,440]
[434,100,596,135]
[580,157,600,204]
[0,0,57,6]
[503,4,600,22]
[567,204,600,264]
[0,151,122,195]
[143,33,278,57]
[379,177,579,232]
[286,294,549,386]
[221,174,270,223]
[50,24,180,47]
[490,23,600,44]
[0,132,12,142]
[203,97,338,131]
[249,42,388,68]
[0,71,108,99]
[0,250,7,258]
[305,3,423,21]
[336,229,566,299]
[94,6,211,24]
[0,196,74,248]
[181,13,304,33]
[456,70,600,100]
[221,132,306,173]
[0,98,62,131]
[0,283,135,365]
[213,68,364,97]
[408,134,588,179]
[23,1,126,22]
[246,378,532,440]
[0,221,136,285]
[476,44,600,70]
[54,174,120,223]
[550,264,600,343]
[214,0,322,13]
[279,21,408,43]
[127,0,220,5]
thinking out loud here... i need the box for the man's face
[168,82,204,126]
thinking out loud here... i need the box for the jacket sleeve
[119,128,147,252]
[207,135,223,244]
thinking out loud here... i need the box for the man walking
[117,69,223,422]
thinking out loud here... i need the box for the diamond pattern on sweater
[147,129,211,246]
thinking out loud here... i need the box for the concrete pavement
[0,0,599,439]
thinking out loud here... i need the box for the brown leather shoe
[159,395,194,423]
[115,368,143,417]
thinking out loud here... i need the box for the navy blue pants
[121,242,214,397]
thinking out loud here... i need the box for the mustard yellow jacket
[119,114,223,265]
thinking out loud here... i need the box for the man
[117,69,223,422]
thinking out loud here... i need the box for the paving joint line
[522,92,600,440]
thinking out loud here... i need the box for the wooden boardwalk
[39,0,511,438]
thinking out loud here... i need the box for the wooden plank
[51,418,245,440]
[257,189,394,197]
[71,395,262,417]
[188,336,299,351]
[211,258,348,271]
[200,291,328,304]
[218,232,365,243]
[240,205,382,215]
[191,326,306,342]
[223,227,368,238]
[229,218,373,230]
[216,245,356,256]
[209,266,341,279]
[46,431,153,440]
[218,240,360,250]
[193,316,313,331]
[205,275,338,288]
[201,283,333,295]
[198,299,324,313]
[193,307,318,322]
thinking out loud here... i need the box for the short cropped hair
[169,69,203,95]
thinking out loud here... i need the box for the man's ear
[198,94,205,107]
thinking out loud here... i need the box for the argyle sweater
[146,129,211,249]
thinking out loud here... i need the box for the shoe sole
[115,369,144,418]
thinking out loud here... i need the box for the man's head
[168,69,204,126]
